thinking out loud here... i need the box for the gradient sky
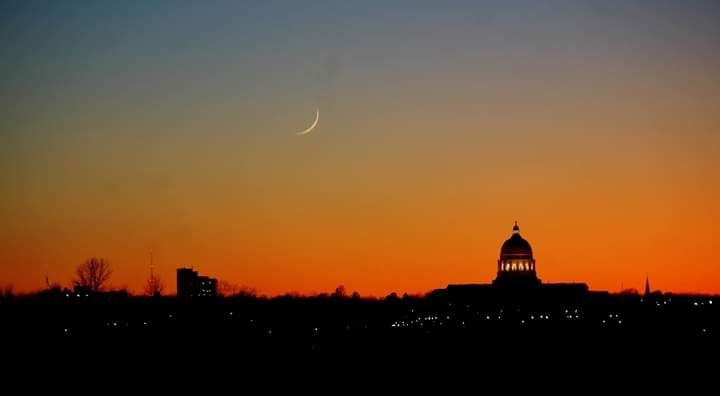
[2,0,719,295]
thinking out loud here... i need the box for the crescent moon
[297,107,319,135]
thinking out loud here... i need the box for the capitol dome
[494,222,540,286]
[500,222,533,260]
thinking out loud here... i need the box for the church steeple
[644,275,651,297]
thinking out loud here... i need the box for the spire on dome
[512,221,520,234]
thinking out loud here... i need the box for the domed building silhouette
[432,221,591,300]
[493,222,541,287]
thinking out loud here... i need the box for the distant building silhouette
[643,275,662,300]
[432,222,590,299]
[177,268,217,298]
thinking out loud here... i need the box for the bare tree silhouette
[333,285,347,298]
[1,284,13,298]
[144,269,164,297]
[74,258,112,292]
[217,280,256,298]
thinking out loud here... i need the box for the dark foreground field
[2,291,717,362]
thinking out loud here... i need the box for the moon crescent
[297,107,319,135]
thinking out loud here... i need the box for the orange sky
[1,1,719,295]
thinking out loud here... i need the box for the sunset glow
[2,1,719,296]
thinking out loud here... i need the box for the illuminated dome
[500,222,533,259]
[494,222,540,286]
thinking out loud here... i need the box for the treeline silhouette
[1,284,717,360]
[2,257,718,362]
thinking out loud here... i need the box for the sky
[1,0,719,296]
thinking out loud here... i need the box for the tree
[385,292,399,301]
[144,269,164,297]
[217,280,256,298]
[236,286,257,298]
[217,280,240,297]
[1,284,13,298]
[332,285,347,298]
[620,288,639,295]
[74,258,112,292]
